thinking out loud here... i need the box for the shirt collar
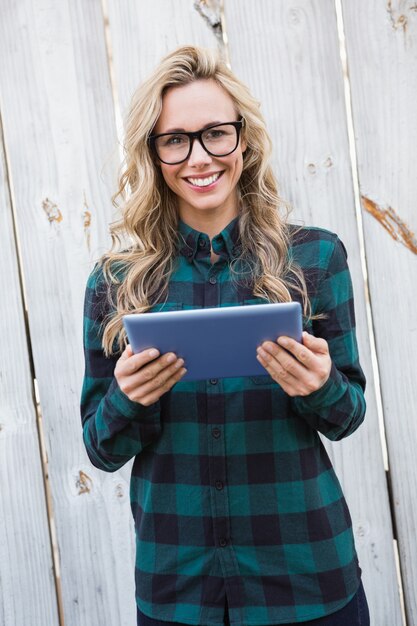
[177,217,241,262]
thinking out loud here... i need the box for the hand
[114,345,187,407]
[256,331,331,397]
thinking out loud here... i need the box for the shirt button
[209,378,218,385]
[215,480,224,490]
[198,239,206,248]
[209,276,217,285]
[219,538,228,547]
[212,428,221,439]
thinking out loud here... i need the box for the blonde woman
[81,46,369,626]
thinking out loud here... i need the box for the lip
[183,171,225,192]
[182,170,224,180]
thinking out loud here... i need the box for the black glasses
[148,119,245,165]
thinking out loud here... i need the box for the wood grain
[106,0,219,117]
[0,1,218,624]
[0,119,58,624]
[1,0,413,623]
[0,1,133,624]
[342,0,417,623]
[225,1,403,624]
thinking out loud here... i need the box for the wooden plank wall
[224,2,404,625]
[341,2,417,625]
[0,116,59,625]
[0,2,216,625]
[0,1,414,625]
[0,1,127,625]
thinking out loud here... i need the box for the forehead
[155,79,237,133]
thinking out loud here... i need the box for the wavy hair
[97,45,312,356]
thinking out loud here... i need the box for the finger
[257,351,318,397]
[119,356,183,399]
[138,367,187,405]
[256,352,299,394]
[276,336,317,368]
[135,352,182,385]
[261,341,310,378]
[301,331,329,354]
[122,348,162,375]
[258,348,297,383]
[257,345,300,382]
[139,359,184,395]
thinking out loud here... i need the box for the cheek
[160,164,180,192]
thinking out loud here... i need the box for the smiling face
[153,79,246,232]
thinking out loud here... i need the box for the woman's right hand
[114,345,187,406]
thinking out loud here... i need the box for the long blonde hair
[98,46,311,356]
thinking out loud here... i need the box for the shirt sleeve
[290,235,366,441]
[80,264,161,472]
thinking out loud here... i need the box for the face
[153,79,246,228]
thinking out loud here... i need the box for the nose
[187,137,212,167]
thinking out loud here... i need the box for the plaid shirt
[81,218,366,625]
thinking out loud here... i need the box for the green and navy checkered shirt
[81,218,366,625]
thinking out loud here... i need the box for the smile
[186,172,223,188]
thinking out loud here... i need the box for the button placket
[207,394,229,552]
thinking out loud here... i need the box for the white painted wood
[0,1,219,624]
[0,1,135,625]
[341,1,417,623]
[1,0,411,623]
[106,0,220,118]
[0,126,59,622]
[225,1,402,624]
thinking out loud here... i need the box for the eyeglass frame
[148,118,245,165]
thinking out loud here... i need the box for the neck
[179,204,238,240]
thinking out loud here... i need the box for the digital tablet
[123,302,302,381]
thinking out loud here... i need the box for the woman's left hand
[256,331,332,397]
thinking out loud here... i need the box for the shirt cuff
[294,362,347,410]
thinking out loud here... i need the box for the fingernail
[257,347,267,358]
[175,358,184,368]
[149,349,159,357]
[166,354,176,364]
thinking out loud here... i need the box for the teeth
[187,172,221,187]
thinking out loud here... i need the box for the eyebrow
[162,120,224,134]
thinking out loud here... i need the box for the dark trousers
[137,580,370,626]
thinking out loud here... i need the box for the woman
[81,46,369,626]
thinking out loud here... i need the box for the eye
[204,129,226,140]
[161,134,187,147]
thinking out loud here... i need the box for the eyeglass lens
[154,124,239,164]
